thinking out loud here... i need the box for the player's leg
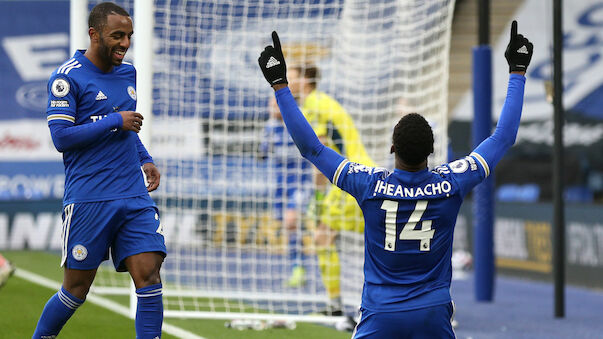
[33,201,117,338]
[272,186,299,287]
[284,208,307,287]
[317,187,366,315]
[125,252,165,339]
[113,195,166,339]
[284,186,311,287]
[63,267,97,299]
[32,269,96,338]
[125,252,164,288]
[315,222,342,314]
[324,192,366,317]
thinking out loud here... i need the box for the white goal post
[72,0,455,324]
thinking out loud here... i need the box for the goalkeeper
[287,64,376,315]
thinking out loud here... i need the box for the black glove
[258,31,288,86]
[505,20,534,73]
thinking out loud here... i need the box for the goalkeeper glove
[505,20,533,73]
[258,31,288,86]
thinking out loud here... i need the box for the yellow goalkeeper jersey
[301,90,375,167]
[302,90,375,232]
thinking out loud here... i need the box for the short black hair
[88,2,130,31]
[291,65,320,88]
[392,113,434,166]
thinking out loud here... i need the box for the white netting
[85,0,455,322]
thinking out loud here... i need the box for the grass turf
[1,250,351,339]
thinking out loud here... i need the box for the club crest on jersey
[127,86,137,100]
[51,78,70,97]
[72,244,88,261]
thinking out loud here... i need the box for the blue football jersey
[47,50,149,204]
[332,154,488,312]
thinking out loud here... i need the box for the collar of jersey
[75,49,117,74]
[302,89,321,108]
[393,167,431,183]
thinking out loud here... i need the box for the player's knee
[131,264,162,288]
[126,252,164,288]
[63,269,96,299]
[63,280,92,300]
[134,269,161,288]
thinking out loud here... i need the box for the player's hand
[258,31,288,86]
[120,111,144,133]
[504,20,533,73]
[143,162,160,192]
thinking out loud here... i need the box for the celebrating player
[33,3,166,338]
[258,20,532,338]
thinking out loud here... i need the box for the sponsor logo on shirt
[95,90,107,101]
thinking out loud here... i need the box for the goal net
[82,0,455,323]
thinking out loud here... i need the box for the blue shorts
[60,195,166,272]
[353,302,456,339]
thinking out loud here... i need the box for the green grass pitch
[0,251,351,339]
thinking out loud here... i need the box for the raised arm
[258,31,345,182]
[471,20,533,175]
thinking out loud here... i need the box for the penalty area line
[15,268,206,339]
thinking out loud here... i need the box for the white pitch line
[15,268,206,339]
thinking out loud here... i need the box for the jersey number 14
[381,200,434,252]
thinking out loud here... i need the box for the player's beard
[98,34,123,67]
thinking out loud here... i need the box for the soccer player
[287,64,376,314]
[33,3,166,338]
[259,97,313,287]
[259,20,532,338]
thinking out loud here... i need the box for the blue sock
[32,286,84,338]
[136,283,163,339]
